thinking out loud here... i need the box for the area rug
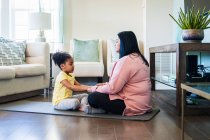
[0,100,160,121]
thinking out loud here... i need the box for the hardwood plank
[0,91,210,140]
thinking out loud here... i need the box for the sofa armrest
[25,42,50,84]
[26,42,49,65]
[107,40,114,77]
[69,40,74,56]
[26,42,49,58]
[107,40,112,65]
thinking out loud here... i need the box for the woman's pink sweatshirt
[88,54,152,116]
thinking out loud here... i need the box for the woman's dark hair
[52,51,72,69]
[117,31,149,67]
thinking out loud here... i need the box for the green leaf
[169,5,210,29]
[169,14,183,28]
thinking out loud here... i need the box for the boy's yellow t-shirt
[52,71,75,105]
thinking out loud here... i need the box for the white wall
[63,0,144,51]
[204,30,210,42]
[144,0,174,59]
[172,0,184,43]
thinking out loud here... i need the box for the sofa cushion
[0,66,15,79]
[73,39,99,62]
[12,64,46,78]
[0,38,26,66]
[73,62,104,77]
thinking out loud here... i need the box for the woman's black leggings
[87,92,126,115]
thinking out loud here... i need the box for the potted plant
[169,6,210,42]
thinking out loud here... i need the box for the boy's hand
[81,85,91,91]
[87,86,97,93]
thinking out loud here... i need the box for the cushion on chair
[0,38,26,66]
[73,39,99,62]
[73,62,104,77]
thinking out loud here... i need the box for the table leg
[181,88,185,140]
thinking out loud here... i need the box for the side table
[181,83,210,140]
[150,43,210,115]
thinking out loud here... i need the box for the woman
[87,31,152,116]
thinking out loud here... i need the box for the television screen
[186,55,198,75]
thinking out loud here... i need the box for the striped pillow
[0,38,26,66]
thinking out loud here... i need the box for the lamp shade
[29,12,51,30]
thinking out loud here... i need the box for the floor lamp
[29,12,51,42]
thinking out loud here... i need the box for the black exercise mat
[0,100,160,121]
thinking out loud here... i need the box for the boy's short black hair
[52,51,72,69]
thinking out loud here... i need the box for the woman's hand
[96,83,106,86]
[87,85,98,93]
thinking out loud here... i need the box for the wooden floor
[0,90,210,140]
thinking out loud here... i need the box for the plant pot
[182,29,204,43]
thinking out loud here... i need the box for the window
[9,0,63,42]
